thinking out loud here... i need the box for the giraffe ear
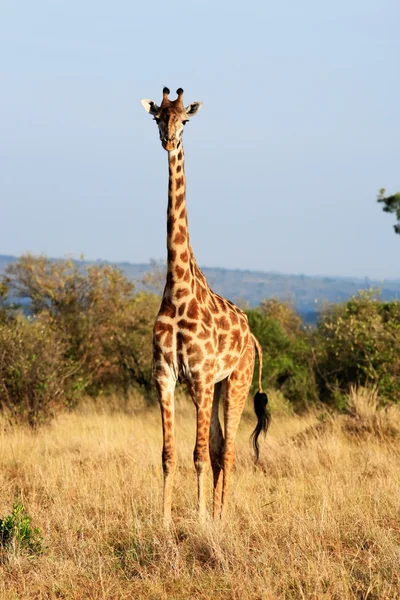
[184,102,203,118]
[141,99,160,116]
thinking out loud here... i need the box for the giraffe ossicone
[141,87,270,524]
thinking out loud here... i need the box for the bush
[0,503,43,556]
[246,299,318,409]
[0,281,10,324]
[111,292,160,397]
[3,255,159,398]
[314,291,400,406]
[0,316,73,427]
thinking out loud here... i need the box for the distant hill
[1,254,400,323]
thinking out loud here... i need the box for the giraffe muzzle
[162,137,176,152]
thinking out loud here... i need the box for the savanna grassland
[1,389,400,600]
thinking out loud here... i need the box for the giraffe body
[141,87,270,523]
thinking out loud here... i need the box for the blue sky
[1,0,399,278]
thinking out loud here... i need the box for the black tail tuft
[251,391,271,463]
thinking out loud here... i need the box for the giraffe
[141,87,270,524]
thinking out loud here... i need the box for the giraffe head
[141,87,203,152]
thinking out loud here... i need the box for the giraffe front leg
[191,382,214,522]
[221,346,255,519]
[155,369,176,527]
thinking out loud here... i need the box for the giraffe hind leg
[209,380,225,520]
[221,344,255,519]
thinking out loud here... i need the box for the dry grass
[0,390,400,599]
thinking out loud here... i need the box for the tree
[0,315,75,427]
[314,291,400,406]
[0,281,9,323]
[377,188,400,234]
[3,255,158,396]
[246,300,318,409]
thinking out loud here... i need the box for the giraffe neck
[166,143,194,295]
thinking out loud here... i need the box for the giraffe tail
[250,334,271,463]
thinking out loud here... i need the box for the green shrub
[0,281,10,324]
[0,503,43,556]
[111,292,159,398]
[246,299,317,409]
[314,291,400,406]
[3,255,159,399]
[0,315,73,427]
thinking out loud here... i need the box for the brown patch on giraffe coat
[184,269,191,282]
[167,215,176,235]
[223,354,234,369]
[180,250,189,262]
[230,311,239,325]
[177,164,182,173]
[176,193,185,209]
[175,177,184,190]
[174,232,186,245]
[178,151,183,160]
[218,334,227,352]
[196,286,202,302]
[163,350,174,364]
[164,332,173,347]
[177,331,193,351]
[178,302,186,316]
[179,208,185,219]
[217,316,230,331]
[154,363,168,378]
[187,298,199,320]
[240,317,247,331]
[175,287,190,299]
[170,155,176,166]
[209,299,220,314]
[177,319,198,333]
[200,307,213,327]
[168,249,177,262]
[166,271,173,286]
[198,326,212,340]
[175,265,185,279]
[216,296,227,311]
[203,358,215,372]
[196,411,206,428]
[154,321,173,337]
[187,343,203,359]
[230,328,241,351]
[194,385,204,399]
[191,370,202,382]
[159,297,176,319]
[205,341,214,354]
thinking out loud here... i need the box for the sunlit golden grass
[0,389,400,599]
